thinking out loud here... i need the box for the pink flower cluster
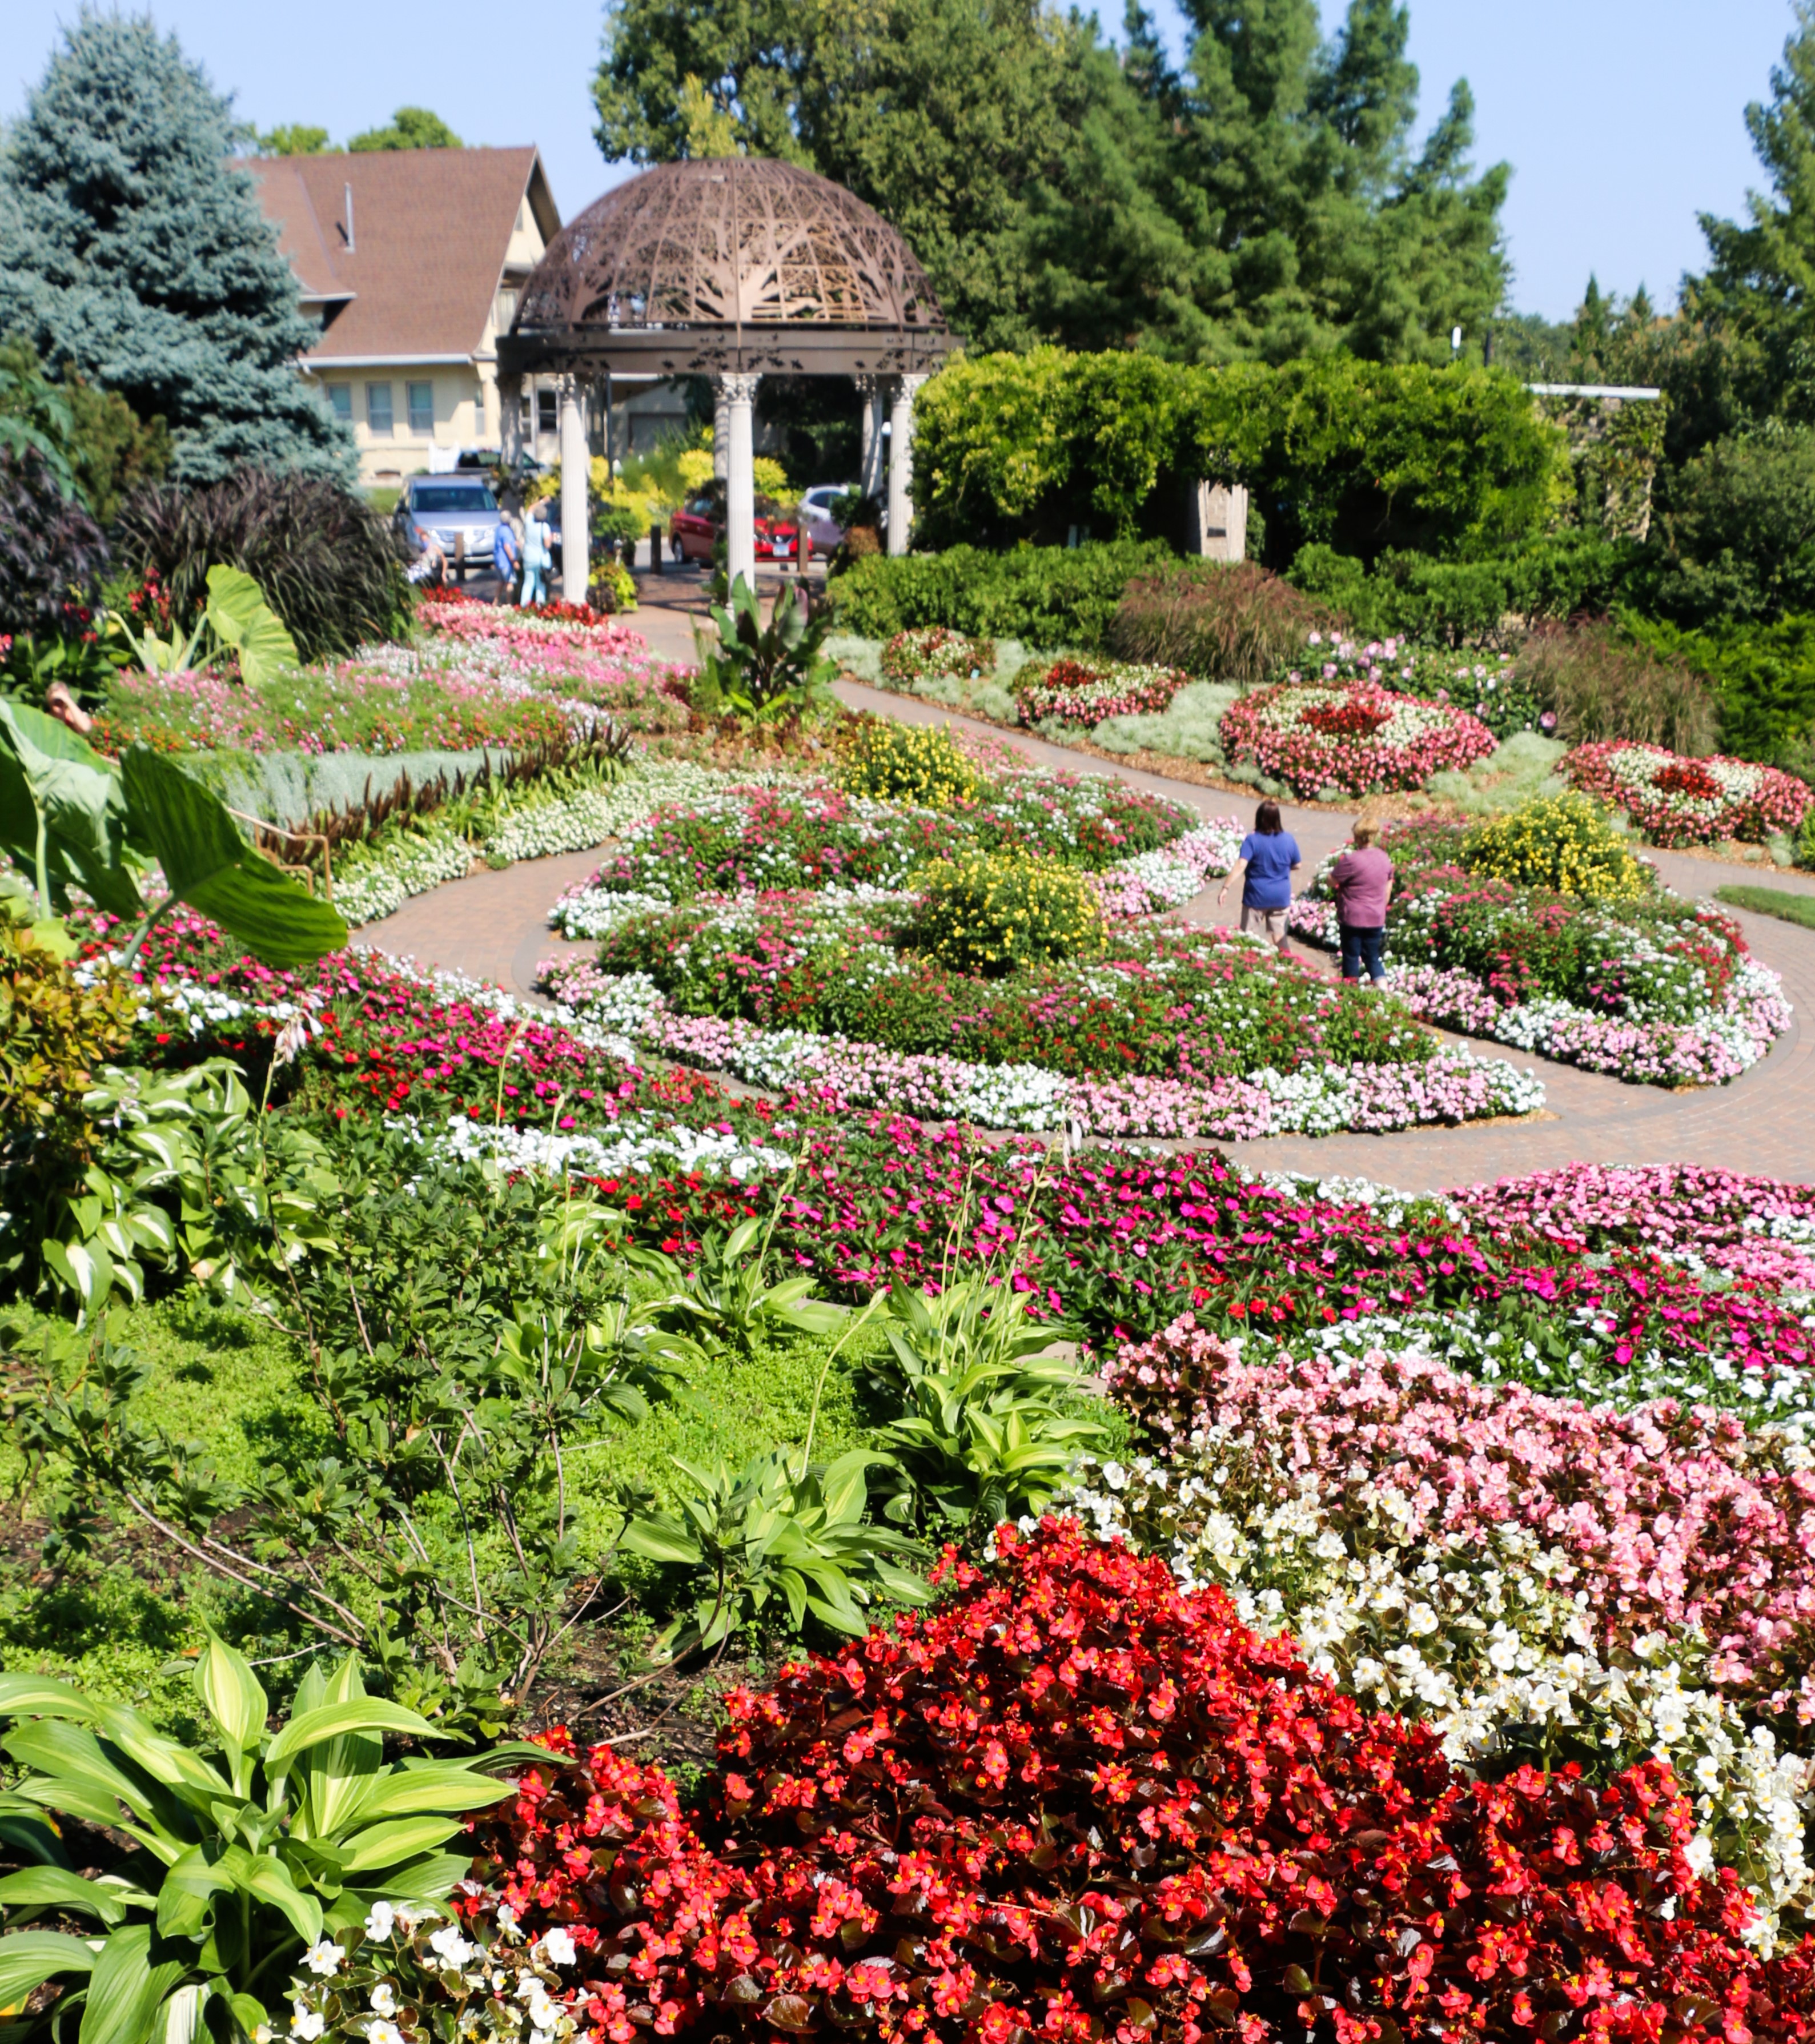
[1455,1162,1815,1291]
[1219,679,1497,797]
[1564,741,1814,846]
[1102,1320,1815,1719]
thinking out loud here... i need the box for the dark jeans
[1340,923,1386,983]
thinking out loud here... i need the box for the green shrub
[1288,533,1644,649]
[825,540,1170,649]
[0,925,139,1144]
[908,852,1103,976]
[1106,559,1330,684]
[1462,792,1651,902]
[1618,609,1815,765]
[1512,623,1717,756]
[836,717,984,808]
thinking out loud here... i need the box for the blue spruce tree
[0,14,354,485]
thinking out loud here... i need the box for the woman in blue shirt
[1215,799,1300,954]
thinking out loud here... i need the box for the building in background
[248,147,561,487]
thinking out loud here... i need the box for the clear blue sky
[4,0,1800,323]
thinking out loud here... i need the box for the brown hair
[1352,824,1375,846]
[1254,799,1283,835]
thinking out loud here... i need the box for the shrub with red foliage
[468,1522,1815,2044]
[1300,698,1390,739]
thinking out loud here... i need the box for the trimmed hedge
[822,539,1168,649]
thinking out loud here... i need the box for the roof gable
[248,147,556,363]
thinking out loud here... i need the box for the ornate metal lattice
[514,158,946,337]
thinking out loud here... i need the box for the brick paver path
[362,589,1815,1193]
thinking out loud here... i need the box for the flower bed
[548,774,1198,927]
[1220,677,1497,797]
[878,624,996,684]
[1564,740,1815,845]
[1288,817,1792,1086]
[93,606,689,758]
[413,1521,1815,2042]
[1014,654,1190,725]
[1077,1326,1815,1943]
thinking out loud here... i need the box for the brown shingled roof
[247,147,559,363]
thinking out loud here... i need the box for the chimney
[344,182,355,253]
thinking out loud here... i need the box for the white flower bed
[395,1111,793,1183]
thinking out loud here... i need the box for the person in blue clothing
[1215,798,1300,954]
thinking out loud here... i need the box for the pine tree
[0,14,354,487]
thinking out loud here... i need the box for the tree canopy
[255,124,336,156]
[0,15,354,487]
[348,107,464,151]
[591,0,1509,360]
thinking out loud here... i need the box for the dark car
[668,479,804,564]
[392,477,507,580]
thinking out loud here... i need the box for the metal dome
[500,158,950,379]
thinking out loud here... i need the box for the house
[247,147,564,487]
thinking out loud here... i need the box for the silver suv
[393,476,506,578]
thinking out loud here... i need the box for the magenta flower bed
[1219,678,1496,796]
[1563,740,1814,845]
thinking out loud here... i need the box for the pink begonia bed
[1101,1316,1815,1721]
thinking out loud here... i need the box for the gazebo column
[721,371,760,588]
[887,373,926,557]
[855,374,885,498]
[713,381,732,480]
[559,376,589,603]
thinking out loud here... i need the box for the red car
[668,483,805,564]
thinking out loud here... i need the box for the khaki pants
[1240,904,1289,945]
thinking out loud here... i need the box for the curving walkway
[359,640,1815,1194]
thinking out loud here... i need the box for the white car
[798,484,855,555]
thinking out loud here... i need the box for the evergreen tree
[1691,0,1815,424]
[591,0,1507,360]
[0,14,353,487]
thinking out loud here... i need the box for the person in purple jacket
[1331,822,1394,985]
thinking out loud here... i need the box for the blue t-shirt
[1238,832,1299,909]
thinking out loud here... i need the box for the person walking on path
[492,514,521,604]
[1331,821,1394,985]
[520,504,552,608]
[1217,798,1300,954]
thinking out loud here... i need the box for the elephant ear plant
[0,1637,541,2044]
[0,702,346,967]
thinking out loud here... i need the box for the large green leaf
[0,1870,143,1927]
[202,569,299,690]
[262,1700,436,1779]
[193,1639,267,1769]
[0,707,139,918]
[0,1678,102,1724]
[336,1817,465,1874]
[77,1924,186,2044]
[300,1657,379,1846]
[0,1930,97,2009]
[2,1724,156,1828]
[349,1760,531,1824]
[237,1860,321,1947]
[152,1850,233,1943]
[119,747,346,968]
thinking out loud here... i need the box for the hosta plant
[0,1639,540,2044]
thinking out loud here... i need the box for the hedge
[912,349,1565,564]
[822,539,1170,649]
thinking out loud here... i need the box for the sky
[3,0,1802,324]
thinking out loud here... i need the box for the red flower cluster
[1656,758,1724,801]
[1300,698,1390,739]
[473,1522,1815,2044]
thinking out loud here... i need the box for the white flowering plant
[281,1896,586,2044]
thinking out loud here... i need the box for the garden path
[362,597,1815,1192]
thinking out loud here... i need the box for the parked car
[798,484,855,555]
[392,476,508,580]
[668,479,804,564]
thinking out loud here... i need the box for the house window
[495,287,518,331]
[473,383,488,433]
[326,383,352,422]
[407,380,434,435]
[366,382,393,436]
[537,387,558,436]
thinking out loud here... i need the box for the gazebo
[496,157,954,597]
